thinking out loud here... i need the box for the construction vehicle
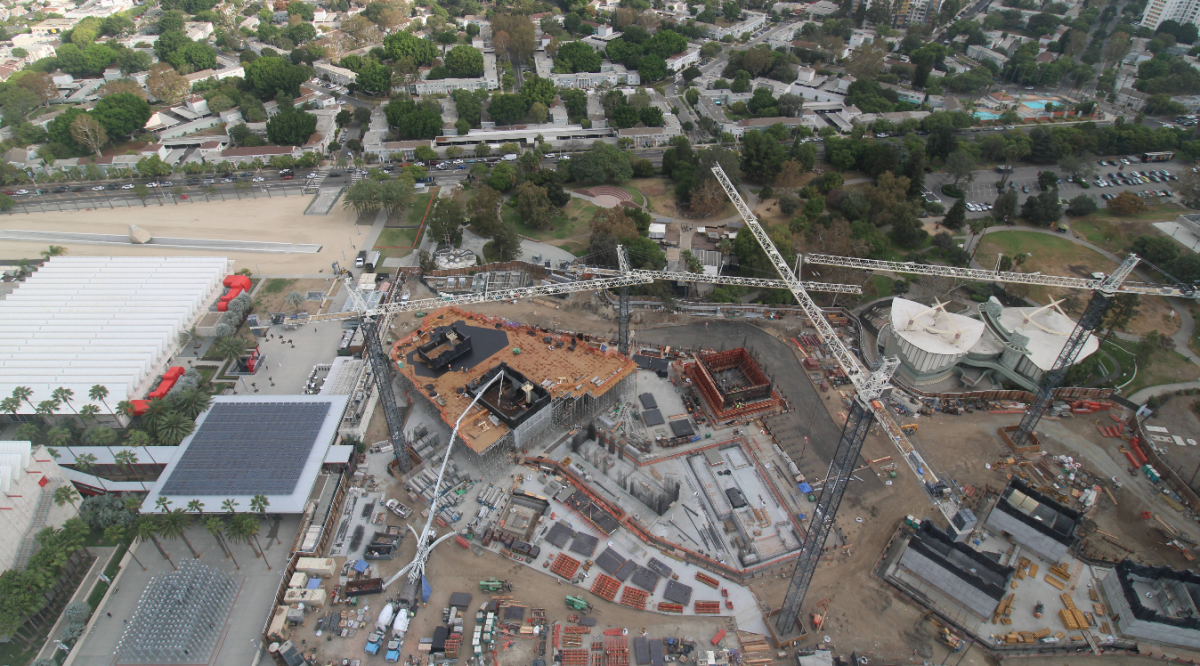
[901,424,918,434]
[385,638,402,662]
[565,596,593,613]
[926,615,964,652]
[1034,602,1044,619]
[811,599,829,632]
[479,578,512,593]
[365,632,382,655]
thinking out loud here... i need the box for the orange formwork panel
[590,574,621,602]
[619,586,648,610]
[551,553,581,580]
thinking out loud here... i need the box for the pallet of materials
[591,574,621,602]
[551,554,582,580]
[695,572,720,589]
[563,649,590,666]
[657,602,683,613]
[694,601,721,614]
[1045,575,1065,590]
[620,587,648,610]
[1049,562,1072,581]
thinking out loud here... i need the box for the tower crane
[709,164,923,638]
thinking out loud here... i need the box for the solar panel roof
[160,402,331,496]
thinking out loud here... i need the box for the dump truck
[565,596,593,613]
[479,578,512,593]
[345,577,384,596]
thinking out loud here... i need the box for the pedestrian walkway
[33,546,115,664]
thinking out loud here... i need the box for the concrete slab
[305,186,345,215]
[1153,221,1200,253]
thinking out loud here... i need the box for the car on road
[253,176,264,182]
[328,173,343,178]
[13,189,28,195]
[161,181,173,187]
[1022,185,1029,193]
[52,186,68,193]
[146,182,159,188]
[92,185,106,191]
[281,174,293,180]
[202,179,215,185]
[71,186,85,192]
[544,153,556,158]
[121,183,134,189]
[452,159,464,164]
[186,178,199,185]
[220,178,233,183]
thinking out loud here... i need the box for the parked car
[92,185,106,191]
[71,186,85,192]
[121,183,135,189]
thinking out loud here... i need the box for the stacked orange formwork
[657,602,684,613]
[695,572,720,589]
[620,587,648,610]
[562,649,591,666]
[591,574,621,602]
[694,601,722,614]
[604,636,629,666]
[551,554,581,580]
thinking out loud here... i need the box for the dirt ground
[0,197,360,274]
[252,278,335,315]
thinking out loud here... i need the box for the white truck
[375,602,396,633]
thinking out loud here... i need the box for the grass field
[502,197,599,246]
[408,191,435,227]
[375,227,418,260]
[1122,345,1200,396]
[864,274,897,298]
[1068,204,1179,254]
[975,231,1118,303]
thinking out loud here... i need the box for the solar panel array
[160,402,331,496]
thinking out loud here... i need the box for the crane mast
[709,164,908,637]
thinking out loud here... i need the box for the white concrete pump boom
[804,254,1193,298]
[582,268,864,293]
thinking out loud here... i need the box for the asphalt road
[5,173,318,210]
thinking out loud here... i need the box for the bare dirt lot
[0,197,359,274]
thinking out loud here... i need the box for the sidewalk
[33,546,116,663]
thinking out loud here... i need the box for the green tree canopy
[384,31,437,65]
[92,92,150,138]
[444,44,484,77]
[266,109,318,146]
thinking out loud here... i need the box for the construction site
[67,166,1200,666]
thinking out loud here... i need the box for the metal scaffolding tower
[114,560,238,664]
[361,318,412,473]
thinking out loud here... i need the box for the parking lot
[930,157,1186,219]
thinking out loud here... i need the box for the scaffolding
[114,560,238,664]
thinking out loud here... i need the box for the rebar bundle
[115,560,239,664]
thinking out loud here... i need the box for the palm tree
[226,514,270,569]
[250,494,269,515]
[39,245,66,260]
[0,396,20,418]
[187,499,205,514]
[205,516,236,567]
[142,399,170,436]
[53,485,79,508]
[11,386,35,413]
[212,336,247,368]
[134,515,175,570]
[114,449,138,478]
[88,385,112,416]
[52,387,77,422]
[155,412,195,446]
[104,524,146,571]
[173,389,212,420]
[116,400,136,420]
[159,509,199,559]
[73,452,105,493]
[222,498,239,514]
[155,496,172,513]
[79,404,100,421]
[35,398,60,418]
[125,429,152,448]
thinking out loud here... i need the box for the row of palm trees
[75,495,277,572]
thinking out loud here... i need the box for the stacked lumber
[1032,628,1052,639]
[1049,562,1072,582]
[1060,593,1089,630]
[1045,575,1066,590]
[992,593,1016,623]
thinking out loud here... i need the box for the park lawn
[630,177,676,216]
[864,274,896,299]
[1069,205,1179,254]
[502,197,599,244]
[1086,202,1185,225]
[1122,346,1200,397]
[975,231,1119,304]
[408,191,435,227]
[376,227,418,260]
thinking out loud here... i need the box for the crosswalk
[306,169,331,189]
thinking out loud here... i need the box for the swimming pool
[1022,100,1048,109]
[974,110,1001,120]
